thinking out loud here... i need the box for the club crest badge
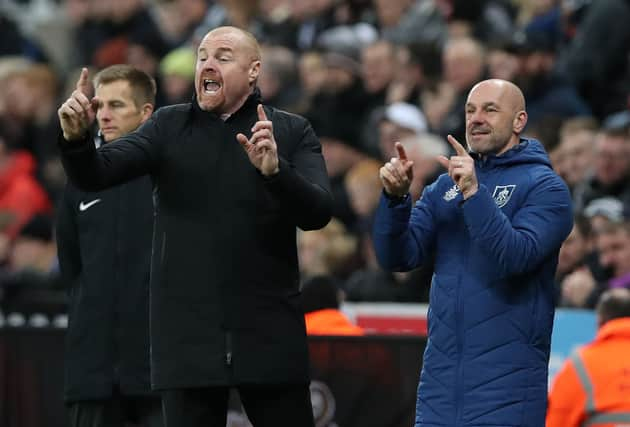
[492,185,516,208]
[443,184,460,201]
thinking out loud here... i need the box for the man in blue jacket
[374,79,573,426]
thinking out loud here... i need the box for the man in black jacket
[56,65,163,427]
[57,26,333,427]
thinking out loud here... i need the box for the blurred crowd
[0,0,629,316]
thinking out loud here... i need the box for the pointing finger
[236,133,251,149]
[395,142,408,161]
[257,104,268,121]
[447,134,468,156]
[76,67,90,94]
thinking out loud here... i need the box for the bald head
[470,79,525,114]
[203,26,261,62]
[195,25,262,114]
[464,79,528,155]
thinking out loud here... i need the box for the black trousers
[161,383,315,427]
[68,394,164,427]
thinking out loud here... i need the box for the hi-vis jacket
[547,318,630,427]
[373,138,573,426]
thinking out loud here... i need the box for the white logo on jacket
[79,199,101,211]
[443,184,460,201]
[492,185,516,208]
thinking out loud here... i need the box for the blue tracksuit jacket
[373,138,573,426]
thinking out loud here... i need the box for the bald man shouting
[373,79,573,427]
[57,26,332,427]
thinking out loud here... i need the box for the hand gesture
[237,104,279,176]
[57,68,98,141]
[379,142,414,197]
[436,135,478,200]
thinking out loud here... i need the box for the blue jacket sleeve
[373,186,438,272]
[462,172,573,277]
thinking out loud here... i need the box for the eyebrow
[466,102,501,109]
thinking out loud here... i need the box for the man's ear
[141,103,154,123]
[249,60,261,84]
[513,110,528,134]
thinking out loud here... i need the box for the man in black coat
[57,26,333,427]
[56,65,163,427]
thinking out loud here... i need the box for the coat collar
[191,87,263,122]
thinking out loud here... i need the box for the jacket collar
[191,87,263,122]
[596,318,630,342]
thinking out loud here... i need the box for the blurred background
[0,0,629,425]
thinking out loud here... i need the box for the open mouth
[203,79,221,93]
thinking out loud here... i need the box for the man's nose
[97,106,111,121]
[469,110,484,124]
[201,58,218,71]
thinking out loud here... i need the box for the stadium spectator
[547,287,630,427]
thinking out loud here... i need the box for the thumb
[236,133,250,148]
[436,155,450,170]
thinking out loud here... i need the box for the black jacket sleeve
[55,184,81,288]
[263,117,332,230]
[59,111,163,192]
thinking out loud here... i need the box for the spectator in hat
[9,214,57,275]
[0,214,62,310]
[159,46,196,104]
[377,102,427,160]
[562,201,630,308]
[398,133,447,202]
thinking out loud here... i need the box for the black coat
[59,90,333,389]
[56,172,154,402]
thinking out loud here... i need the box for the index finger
[76,67,89,93]
[447,134,468,156]
[395,142,408,161]
[257,104,268,121]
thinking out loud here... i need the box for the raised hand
[436,135,478,200]
[379,142,414,197]
[57,67,98,141]
[236,104,279,176]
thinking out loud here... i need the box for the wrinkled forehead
[198,29,259,59]
[466,82,506,106]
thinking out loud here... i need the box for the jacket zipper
[455,264,465,425]
[225,331,232,366]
